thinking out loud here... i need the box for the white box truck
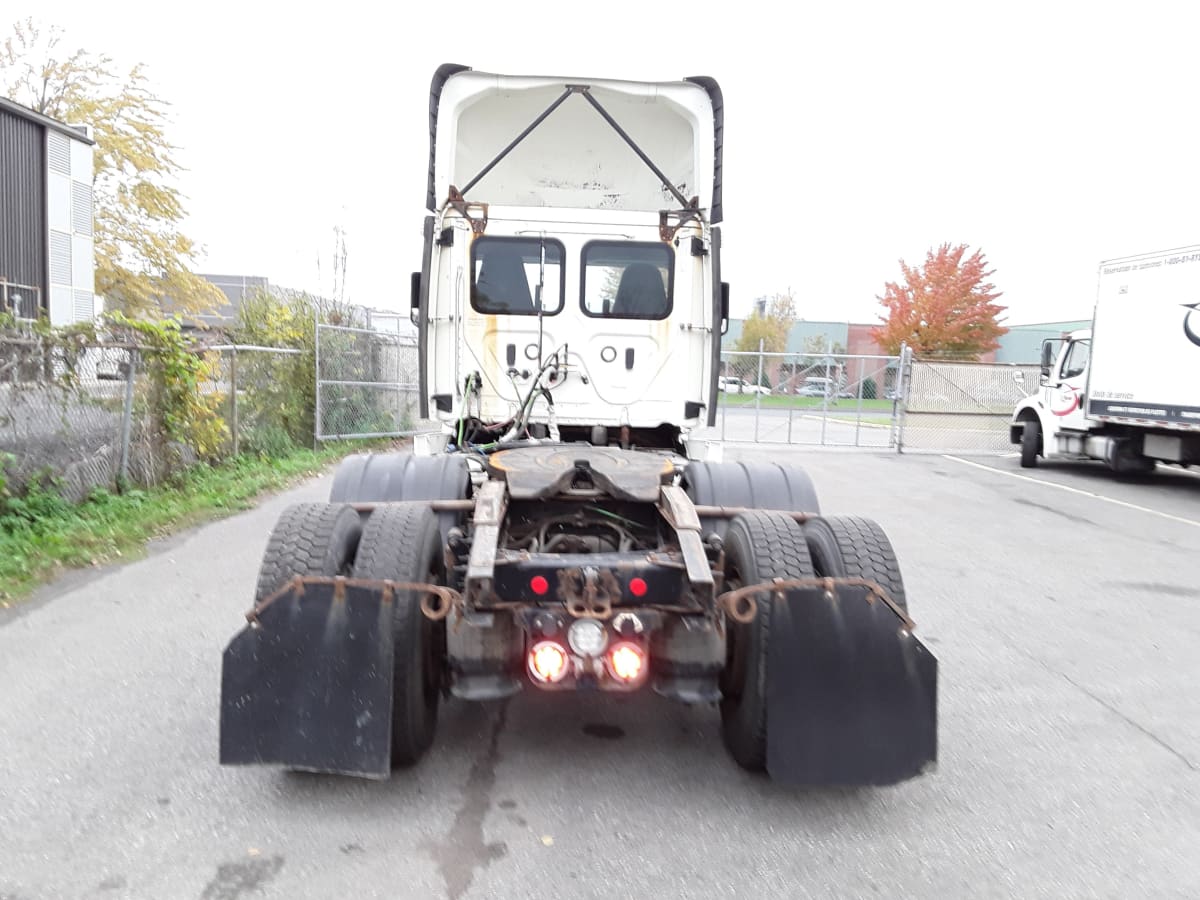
[1011,245,1200,472]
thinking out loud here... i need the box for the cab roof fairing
[425,67,722,224]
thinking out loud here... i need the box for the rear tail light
[605,641,646,684]
[528,641,570,684]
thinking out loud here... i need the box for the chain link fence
[898,352,1041,453]
[699,345,1042,454]
[697,349,903,447]
[1,335,314,502]
[202,345,305,457]
[1,337,145,501]
[315,322,437,441]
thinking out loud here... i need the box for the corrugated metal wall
[0,107,47,307]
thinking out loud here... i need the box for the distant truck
[1012,246,1200,472]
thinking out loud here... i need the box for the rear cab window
[580,241,674,320]
[471,236,565,315]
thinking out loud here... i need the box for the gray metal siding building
[0,96,95,324]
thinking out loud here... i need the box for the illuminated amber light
[529,641,568,683]
[609,644,644,681]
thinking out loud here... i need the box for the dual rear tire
[719,511,907,772]
[255,501,445,768]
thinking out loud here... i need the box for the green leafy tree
[231,288,371,448]
[731,290,796,382]
[1,18,223,317]
[736,291,796,355]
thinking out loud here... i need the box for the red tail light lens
[528,641,569,683]
[628,577,648,598]
[606,642,646,683]
[530,575,549,596]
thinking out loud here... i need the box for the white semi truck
[219,66,938,787]
[1012,246,1200,472]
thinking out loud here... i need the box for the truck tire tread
[821,515,907,613]
[1020,418,1040,468]
[255,503,362,603]
[721,510,815,771]
[353,502,444,767]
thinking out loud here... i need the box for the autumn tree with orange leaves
[872,243,1007,359]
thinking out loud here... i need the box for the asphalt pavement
[2,449,1198,899]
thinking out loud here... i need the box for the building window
[50,231,72,285]
[72,182,93,235]
[48,131,70,175]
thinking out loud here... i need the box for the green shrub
[241,423,297,459]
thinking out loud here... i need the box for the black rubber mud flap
[765,585,937,786]
[220,580,395,779]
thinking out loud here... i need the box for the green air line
[589,506,640,529]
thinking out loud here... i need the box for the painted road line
[942,455,1200,530]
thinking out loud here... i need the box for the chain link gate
[897,351,1042,454]
[315,319,433,442]
[700,347,905,447]
[701,344,1042,454]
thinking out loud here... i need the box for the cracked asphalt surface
[2,449,1198,899]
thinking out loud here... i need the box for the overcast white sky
[24,0,1200,325]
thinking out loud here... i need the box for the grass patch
[0,443,374,605]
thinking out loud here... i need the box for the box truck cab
[1012,246,1200,473]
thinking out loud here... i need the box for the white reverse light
[567,619,608,657]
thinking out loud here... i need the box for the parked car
[719,376,771,396]
[796,377,836,398]
[795,384,829,397]
[94,345,132,381]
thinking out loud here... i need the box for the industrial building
[0,96,95,325]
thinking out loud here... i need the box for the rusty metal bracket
[246,575,463,625]
[657,485,715,588]
[690,504,814,522]
[658,205,703,242]
[465,480,507,602]
[556,565,621,619]
[444,186,489,234]
[716,576,915,632]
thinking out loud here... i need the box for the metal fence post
[787,350,796,443]
[720,350,728,441]
[820,338,831,446]
[400,319,410,434]
[895,342,911,454]
[854,360,864,447]
[230,346,239,457]
[753,339,764,442]
[313,310,321,449]
[118,348,137,485]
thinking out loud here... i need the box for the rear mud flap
[220,579,395,779]
[766,584,938,786]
